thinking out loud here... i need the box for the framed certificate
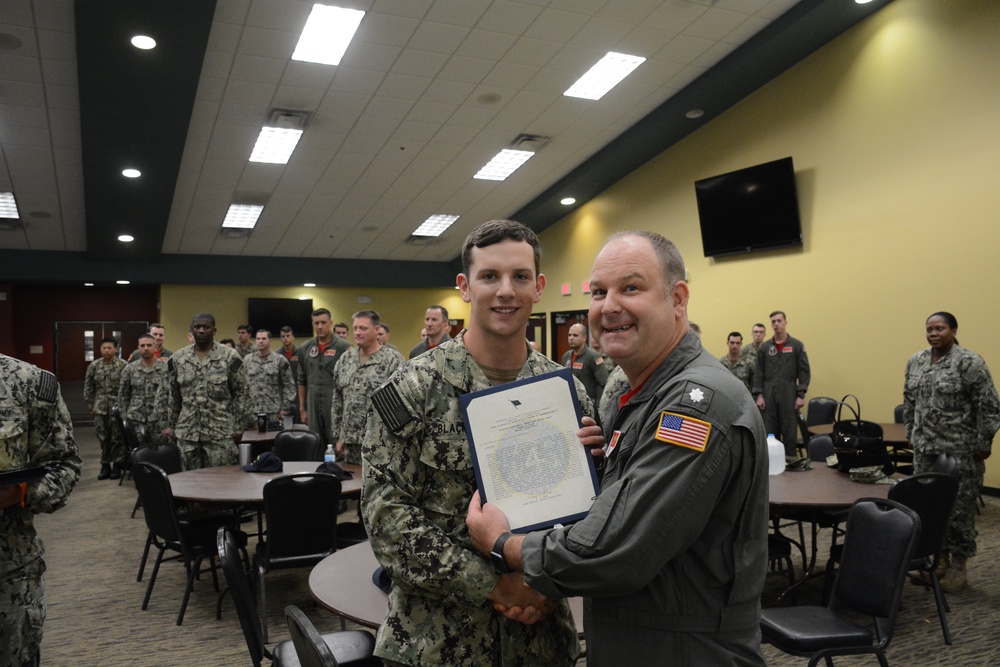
[461,368,600,533]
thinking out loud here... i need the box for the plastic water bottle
[324,444,335,463]
[767,434,785,475]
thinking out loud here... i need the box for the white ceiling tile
[436,55,495,84]
[757,0,801,21]
[339,41,403,71]
[230,54,287,84]
[723,16,771,46]
[376,72,432,101]
[44,84,77,111]
[206,19,243,53]
[280,60,337,90]
[237,26,298,59]
[0,0,36,28]
[40,57,78,87]
[424,0,490,27]
[0,54,41,82]
[202,50,237,78]
[390,49,449,79]
[408,21,471,54]
[222,79,278,106]
[475,2,545,36]
[685,8,753,42]
[355,12,420,48]
[656,33,715,65]
[32,0,74,33]
[273,85,326,111]
[329,67,385,96]
[455,29,518,61]
[482,62,537,89]
[246,0,312,31]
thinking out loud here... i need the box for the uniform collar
[439,330,547,392]
[624,330,703,406]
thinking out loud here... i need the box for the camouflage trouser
[94,412,124,465]
[0,570,44,667]
[914,449,984,558]
[342,442,362,465]
[178,438,238,471]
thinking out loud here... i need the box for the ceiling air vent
[510,133,550,152]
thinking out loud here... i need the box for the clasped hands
[466,416,604,625]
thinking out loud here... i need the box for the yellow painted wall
[159,283,469,358]
[536,0,1000,485]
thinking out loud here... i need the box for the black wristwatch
[490,532,514,574]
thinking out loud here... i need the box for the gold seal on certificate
[461,368,599,532]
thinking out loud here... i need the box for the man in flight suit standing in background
[752,310,810,456]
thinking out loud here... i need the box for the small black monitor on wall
[694,156,803,258]
[247,298,314,338]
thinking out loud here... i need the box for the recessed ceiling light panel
[122,168,141,178]
[249,127,303,164]
[292,5,365,66]
[223,204,264,229]
[412,214,459,237]
[474,149,534,181]
[131,35,156,50]
[0,192,20,219]
[564,52,646,100]
[560,197,576,206]
[118,234,134,243]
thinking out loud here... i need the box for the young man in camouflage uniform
[119,333,170,440]
[128,323,172,363]
[297,309,350,446]
[719,331,755,393]
[164,313,251,470]
[243,330,295,423]
[363,220,595,666]
[1,353,82,666]
[84,337,127,480]
[331,311,403,465]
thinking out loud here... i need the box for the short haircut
[237,324,253,334]
[100,337,119,347]
[753,323,766,330]
[607,231,685,289]
[928,311,958,329]
[334,322,349,330]
[219,338,235,346]
[570,322,588,337]
[769,310,786,320]
[728,331,742,341]
[256,329,271,338]
[461,219,541,276]
[352,310,381,328]
[148,323,164,332]
[427,305,449,321]
[137,333,155,343]
[280,325,293,335]
[191,312,216,328]
[312,308,331,319]
[378,323,390,333]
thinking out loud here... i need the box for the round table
[769,464,893,511]
[309,542,585,636]
[169,461,362,505]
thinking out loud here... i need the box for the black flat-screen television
[247,298,314,337]
[694,156,802,258]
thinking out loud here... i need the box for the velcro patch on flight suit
[679,381,714,414]
[655,411,711,452]
[371,382,414,433]
[37,371,59,404]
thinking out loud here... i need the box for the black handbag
[831,395,892,474]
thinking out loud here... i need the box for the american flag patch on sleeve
[654,411,711,452]
[371,382,414,434]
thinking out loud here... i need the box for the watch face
[491,550,508,574]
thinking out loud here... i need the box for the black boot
[98,463,111,480]
[109,463,122,480]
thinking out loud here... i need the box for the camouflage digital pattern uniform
[166,343,251,470]
[0,354,82,666]
[243,352,295,422]
[561,345,609,406]
[598,365,630,430]
[740,343,759,368]
[362,331,591,666]
[298,336,351,445]
[719,354,755,393]
[83,355,127,465]
[118,359,169,435]
[904,344,1000,558]
[331,344,403,464]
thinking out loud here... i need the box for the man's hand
[162,427,175,440]
[336,440,345,455]
[299,409,308,425]
[466,491,511,556]
[794,396,805,410]
[756,395,766,410]
[488,573,554,625]
[578,416,605,459]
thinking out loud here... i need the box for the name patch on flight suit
[572,362,583,370]
[324,349,338,357]
[655,411,711,452]
[606,430,622,458]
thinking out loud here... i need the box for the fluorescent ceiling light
[116,280,130,285]
[0,192,19,219]
[131,35,156,50]
[564,52,646,100]
[474,149,534,181]
[249,127,303,164]
[303,283,316,288]
[292,5,365,66]
[223,204,264,229]
[412,214,459,237]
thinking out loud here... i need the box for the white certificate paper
[461,368,599,532]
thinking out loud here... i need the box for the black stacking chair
[931,452,960,477]
[132,442,184,573]
[272,429,323,461]
[806,396,838,428]
[285,605,381,667]
[217,527,377,667]
[113,406,144,485]
[132,462,227,625]
[889,473,959,644]
[762,498,921,666]
[255,473,342,642]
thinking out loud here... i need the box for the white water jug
[767,434,785,475]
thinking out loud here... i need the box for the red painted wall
[8,285,159,374]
